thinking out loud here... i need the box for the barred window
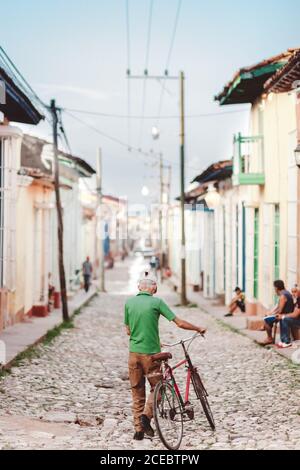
[0,136,17,290]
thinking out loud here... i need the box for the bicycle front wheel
[153,381,183,450]
[191,371,215,431]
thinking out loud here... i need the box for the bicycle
[152,332,215,450]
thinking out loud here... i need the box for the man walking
[124,271,206,441]
[82,256,93,292]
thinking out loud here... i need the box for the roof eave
[0,67,44,124]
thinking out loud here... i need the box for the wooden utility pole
[179,71,187,305]
[165,163,172,267]
[159,152,163,282]
[127,70,187,304]
[96,148,105,292]
[50,99,69,322]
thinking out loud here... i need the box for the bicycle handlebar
[161,332,205,348]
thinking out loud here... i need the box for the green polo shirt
[124,292,176,354]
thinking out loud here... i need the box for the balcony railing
[232,133,265,186]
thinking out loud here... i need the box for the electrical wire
[0,46,47,114]
[64,110,157,166]
[63,109,201,171]
[61,106,250,119]
[156,0,182,127]
[138,0,154,148]
[125,0,131,150]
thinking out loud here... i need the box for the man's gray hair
[138,271,157,290]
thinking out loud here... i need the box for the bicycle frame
[162,340,195,409]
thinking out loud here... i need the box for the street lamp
[294,143,300,168]
[141,185,149,197]
[205,184,221,209]
[151,126,160,140]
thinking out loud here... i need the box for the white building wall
[203,210,215,298]
[287,129,298,288]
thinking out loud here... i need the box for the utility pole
[159,152,163,282]
[96,148,105,292]
[50,99,69,322]
[179,71,187,305]
[127,70,187,304]
[165,163,172,267]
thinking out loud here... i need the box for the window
[0,136,17,290]
[253,208,259,299]
[274,204,280,280]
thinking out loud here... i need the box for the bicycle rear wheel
[191,371,215,431]
[153,381,183,450]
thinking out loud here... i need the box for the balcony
[232,133,265,186]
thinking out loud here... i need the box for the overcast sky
[2,0,300,203]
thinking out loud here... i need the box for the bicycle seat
[152,352,172,362]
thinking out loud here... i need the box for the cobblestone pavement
[0,257,299,450]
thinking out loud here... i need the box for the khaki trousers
[128,352,162,432]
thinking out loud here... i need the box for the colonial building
[215,48,299,316]
[0,63,43,330]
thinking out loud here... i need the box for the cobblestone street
[0,257,299,450]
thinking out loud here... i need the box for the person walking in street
[124,271,206,441]
[224,287,246,317]
[82,256,93,293]
[259,280,295,347]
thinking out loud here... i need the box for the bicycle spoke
[153,381,183,450]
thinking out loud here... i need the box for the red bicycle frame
[162,341,195,408]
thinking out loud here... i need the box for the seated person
[291,284,299,308]
[259,280,294,347]
[276,287,300,348]
[225,287,245,317]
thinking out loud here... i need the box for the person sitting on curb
[276,286,300,348]
[224,287,245,317]
[124,271,206,441]
[291,284,299,308]
[259,280,294,347]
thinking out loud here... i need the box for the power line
[64,110,157,165]
[138,0,154,148]
[156,0,182,126]
[0,46,47,115]
[63,109,202,171]
[58,109,73,155]
[61,106,250,119]
[125,0,131,149]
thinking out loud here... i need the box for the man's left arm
[278,308,300,320]
[124,304,130,336]
[277,294,287,314]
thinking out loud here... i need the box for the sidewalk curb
[0,290,98,372]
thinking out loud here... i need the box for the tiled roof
[215,49,299,105]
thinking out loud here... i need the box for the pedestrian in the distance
[225,287,246,317]
[82,256,93,292]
